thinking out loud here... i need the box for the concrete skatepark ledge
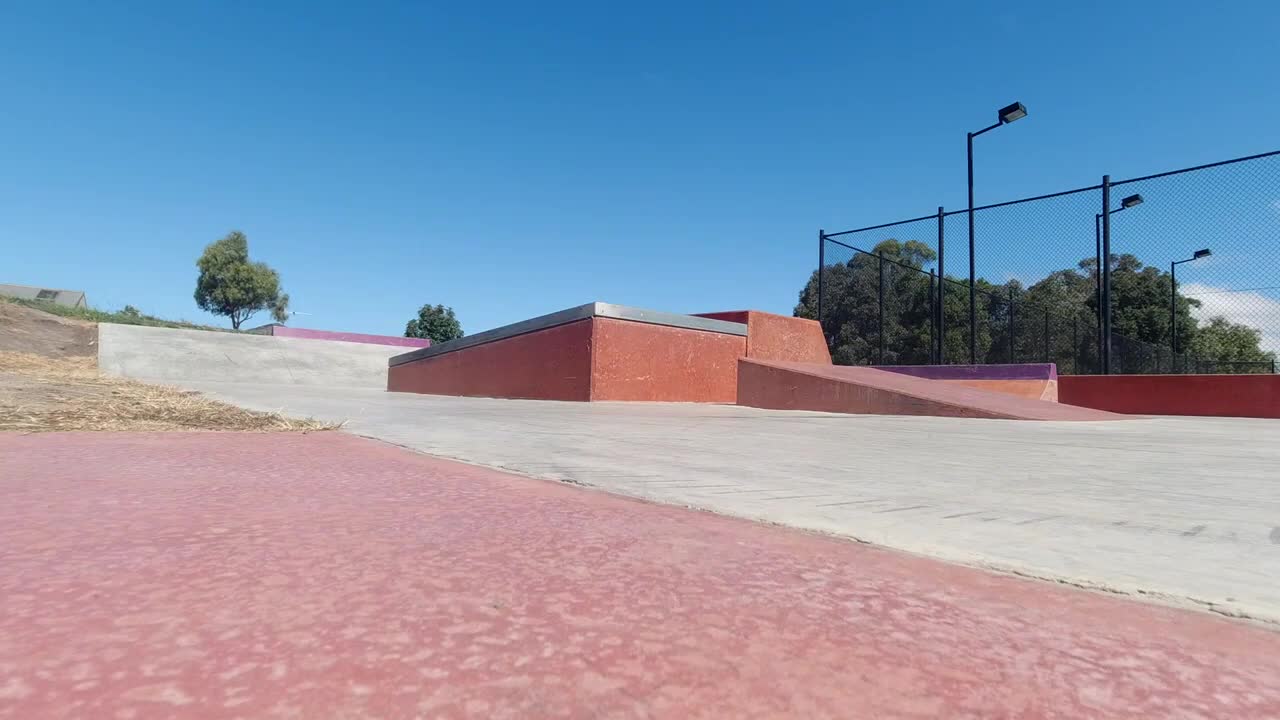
[387,302,753,402]
[386,301,1121,420]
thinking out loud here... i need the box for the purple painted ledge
[872,363,1057,381]
[249,324,430,348]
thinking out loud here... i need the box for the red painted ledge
[1060,374,1280,418]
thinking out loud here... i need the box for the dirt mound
[0,351,339,432]
[0,303,335,432]
[0,302,96,358]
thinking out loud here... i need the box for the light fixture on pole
[1094,194,1145,369]
[967,101,1028,364]
[998,102,1028,123]
[1171,248,1211,371]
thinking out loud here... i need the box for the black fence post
[1072,314,1079,374]
[1101,175,1113,374]
[877,253,886,364]
[968,138,977,366]
[929,269,937,365]
[1008,287,1015,364]
[817,229,825,328]
[1170,258,1177,373]
[936,206,945,365]
[1043,306,1050,363]
[1095,213,1102,375]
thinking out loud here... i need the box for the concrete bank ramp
[98,323,402,389]
[737,358,1126,421]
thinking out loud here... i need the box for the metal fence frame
[815,149,1280,374]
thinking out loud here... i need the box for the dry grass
[0,352,340,433]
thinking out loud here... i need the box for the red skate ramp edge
[737,359,1128,421]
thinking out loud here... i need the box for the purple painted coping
[873,363,1057,381]
[270,326,431,348]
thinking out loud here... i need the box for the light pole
[1171,248,1211,372]
[968,101,1027,364]
[1095,194,1143,370]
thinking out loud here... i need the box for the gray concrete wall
[98,323,401,389]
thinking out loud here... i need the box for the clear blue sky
[3,1,1278,336]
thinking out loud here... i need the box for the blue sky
[2,1,1278,336]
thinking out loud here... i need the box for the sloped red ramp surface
[737,359,1127,421]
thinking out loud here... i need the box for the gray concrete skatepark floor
[180,380,1280,625]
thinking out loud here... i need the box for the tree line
[794,238,1274,373]
[193,230,464,342]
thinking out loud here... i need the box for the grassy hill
[0,295,226,332]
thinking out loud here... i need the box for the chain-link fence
[966,185,1103,372]
[808,214,941,366]
[810,149,1280,374]
[1107,151,1280,374]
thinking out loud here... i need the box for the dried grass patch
[0,352,340,433]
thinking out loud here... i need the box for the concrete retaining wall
[98,323,403,389]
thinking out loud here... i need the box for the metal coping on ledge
[388,302,748,367]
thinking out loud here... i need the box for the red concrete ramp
[737,359,1127,421]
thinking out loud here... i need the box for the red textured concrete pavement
[4,434,1279,719]
[738,358,1125,421]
